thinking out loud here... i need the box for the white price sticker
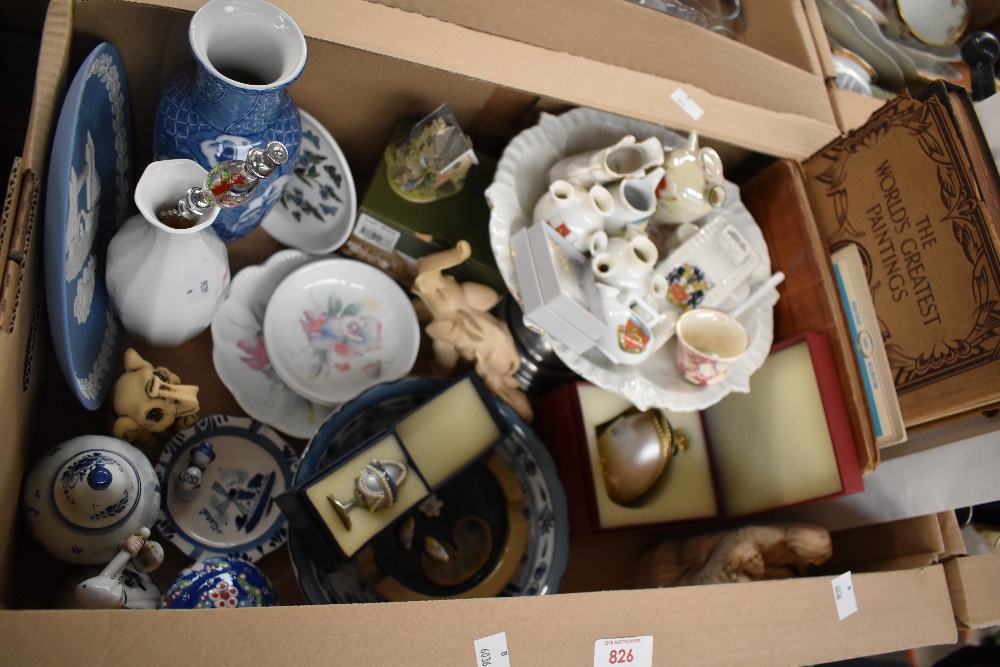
[354,213,401,253]
[670,88,704,121]
[594,636,653,667]
[475,632,510,667]
[832,571,858,620]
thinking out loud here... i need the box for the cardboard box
[0,0,978,664]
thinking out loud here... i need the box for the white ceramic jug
[532,179,615,251]
[605,167,666,233]
[105,159,230,347]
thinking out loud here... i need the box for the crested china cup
[548,135,664,187]
[653,131,727,225]
[22,435,164,566]
[604,167,666,234]
[533,179,615,251]
[674,308,749,385]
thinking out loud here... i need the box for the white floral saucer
[153,415,299,563]
[211,249,339,439]
[261,109,357,254]
[262,258,420,406]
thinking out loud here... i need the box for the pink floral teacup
[674,308,748,385]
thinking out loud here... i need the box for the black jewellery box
[276,374,513,570]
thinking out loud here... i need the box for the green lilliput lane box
[340,120,506,295]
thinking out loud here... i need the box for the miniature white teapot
[22,434,163,566]
[653,131,727,225]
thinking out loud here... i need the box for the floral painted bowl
[211,249,340,438]
[262,258,420,406]
[287,376,570,604]
[161,556,277,609]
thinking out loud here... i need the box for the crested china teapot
[22,435,164,567]
[654,131,727,225]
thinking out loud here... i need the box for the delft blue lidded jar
[153,0,307,244]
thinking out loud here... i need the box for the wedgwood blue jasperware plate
[44,42,131,409]
[154,415,299,563]
[287,376,570,605]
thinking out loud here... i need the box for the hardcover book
[803,82,1000,428]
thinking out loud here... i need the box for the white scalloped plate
[211,250,340,439]
[485,108,776,412]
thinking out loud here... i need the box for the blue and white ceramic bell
[22,434,162,565]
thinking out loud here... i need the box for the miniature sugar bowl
[161,557,277,609]
[22,434,163,566]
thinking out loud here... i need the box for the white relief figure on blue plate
[66,131,100,325]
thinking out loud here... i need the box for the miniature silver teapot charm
[22,435,163,567]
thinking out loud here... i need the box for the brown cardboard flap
[741,158,879,473]
[367,0,833,123]
[0,566,958,666]
[147,0,842,160]
[821,514,954,574]
[945,553,1000,629]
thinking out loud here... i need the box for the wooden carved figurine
[636,523,833,588]
[112,348,200,447]
[411,241,532,422]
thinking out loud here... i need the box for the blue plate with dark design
[154,415,299,563]
[44,42,131,410]
[287,376,570,604]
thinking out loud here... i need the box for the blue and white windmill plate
[44,42,131,410]
[154,415,299,563]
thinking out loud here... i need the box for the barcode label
[354,213,401,253]
[475,632,510,667]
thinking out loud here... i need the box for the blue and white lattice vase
[21,435,162,565]
[162,557,277,609]
[153,0,306,244]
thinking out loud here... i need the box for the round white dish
[261,109,357,254]
[263,258,420,406]
[153,414,299,563]
[211,249,339,439]
[895,0,968,48]
[485,107,776,412]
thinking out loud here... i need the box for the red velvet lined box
[531,332,864,539]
